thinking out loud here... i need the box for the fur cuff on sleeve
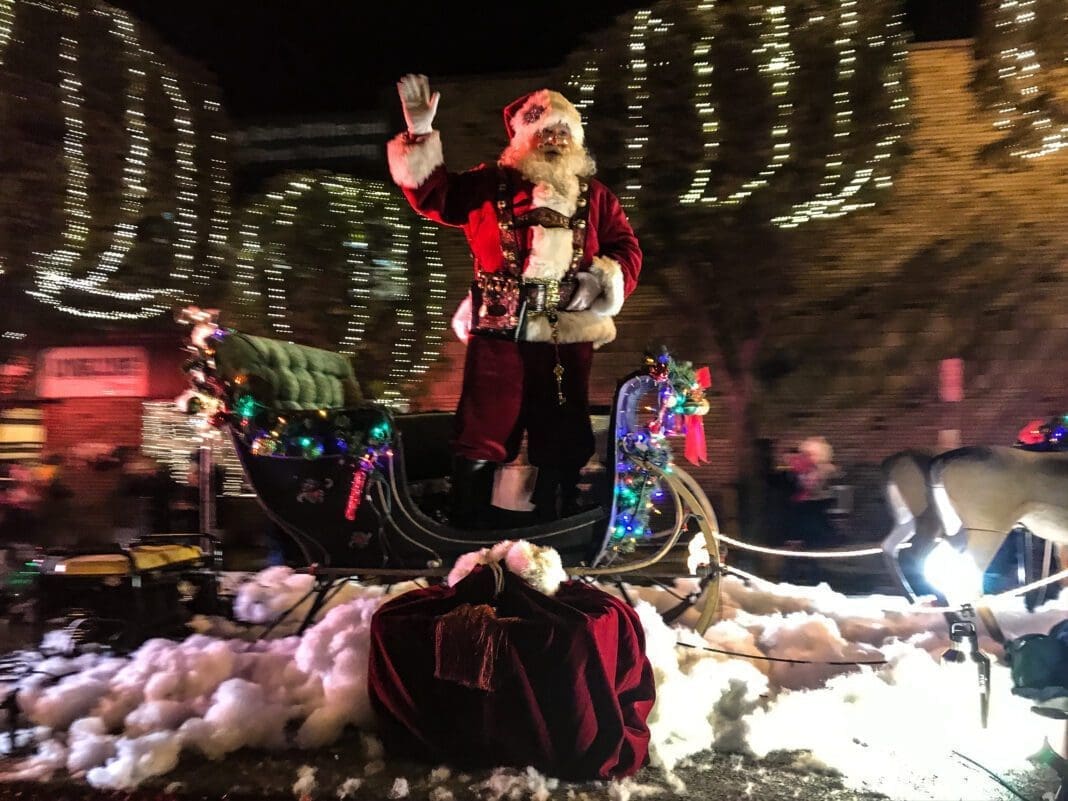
[387,130,444,189]
[589,256,625,317]
[451,293,473,344]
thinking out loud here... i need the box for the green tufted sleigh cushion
[213,333,363,411]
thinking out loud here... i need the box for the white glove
[565,272,601,312]
[397,73,440,136]
[451,293,473,344]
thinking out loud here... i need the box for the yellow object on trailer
[52,544,203,577]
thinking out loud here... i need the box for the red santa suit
[388,90,641,477]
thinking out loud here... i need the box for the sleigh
[179,309,723,633]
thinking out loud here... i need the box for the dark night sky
[110,0,980,120]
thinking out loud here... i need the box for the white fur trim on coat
[522,310,616,349]
[531,180,578,217]
[446,540,566,596]
[589,256,625,317]
[387,131,444,189]
[523,226,573,281]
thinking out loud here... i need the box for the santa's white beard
[499,140,596,202]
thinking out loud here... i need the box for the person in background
[35,453,73,546]
[387,74,642,527]
[784,436,839,584]
[1,462,40,544]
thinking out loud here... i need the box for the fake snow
[0,565,1064,799]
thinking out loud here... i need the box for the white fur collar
[531,180,578,217]
[523,226,573,281]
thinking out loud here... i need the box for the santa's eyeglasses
[536,125,572,146]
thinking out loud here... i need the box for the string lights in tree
[30,2,156,318]
[234,174,447,407]
[982,0,1068,159]
[1,0,231,320]
[0,0,11,62]
[140,400,245,496]
[774,0,908,227]
[0,0,12,286]
[681,2,794,207]
[620,9,655,209]
[566,0,909,228]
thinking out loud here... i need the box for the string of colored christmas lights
[233,174,446,407]
[611,351,710,551]
[5,0,230,319]
[177,313,395,517]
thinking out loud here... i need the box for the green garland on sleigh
[611,348,711,553]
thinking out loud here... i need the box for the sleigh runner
[179,308,723,632]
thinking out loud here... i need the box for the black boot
[531,467,563,522]
[559,467,587,517]
[449,456,496,529]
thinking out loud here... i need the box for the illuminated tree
[973,0,1068,160]
[0,0,230,331]
[558,0,910,479]
[230,172,448,406]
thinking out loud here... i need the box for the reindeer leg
[882,516,919,601]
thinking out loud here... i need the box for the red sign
[0,356,33,397]
[37,347,149,398]
[939,358,964,403]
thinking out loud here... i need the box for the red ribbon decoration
[684,367,712,466]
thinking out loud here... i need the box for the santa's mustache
[500,140,596,187]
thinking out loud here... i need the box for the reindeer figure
[880,449,942,599]
[930,445,1068,579]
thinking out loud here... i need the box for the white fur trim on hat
[387,130,444,189]
[521,310,616,349]
[589,256,625,317]
[446,540,566,596]
[508,90,584,146]
[523,226,573,282]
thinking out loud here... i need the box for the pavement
[0,733,1058,801]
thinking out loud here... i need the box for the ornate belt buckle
[471,274,520,337]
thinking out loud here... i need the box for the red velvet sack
[368,564,656,779]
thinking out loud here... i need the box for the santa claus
[388,74,642,527]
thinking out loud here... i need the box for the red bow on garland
[684,367,712,466]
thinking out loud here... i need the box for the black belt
[521,278,577,313]
[469,275,578,342]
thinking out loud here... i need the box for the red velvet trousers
[452,336,595,468]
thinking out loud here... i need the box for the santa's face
[535,124,572,161]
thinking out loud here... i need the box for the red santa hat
[503,89,585,147]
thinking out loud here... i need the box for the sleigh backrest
[213,332,362,412]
